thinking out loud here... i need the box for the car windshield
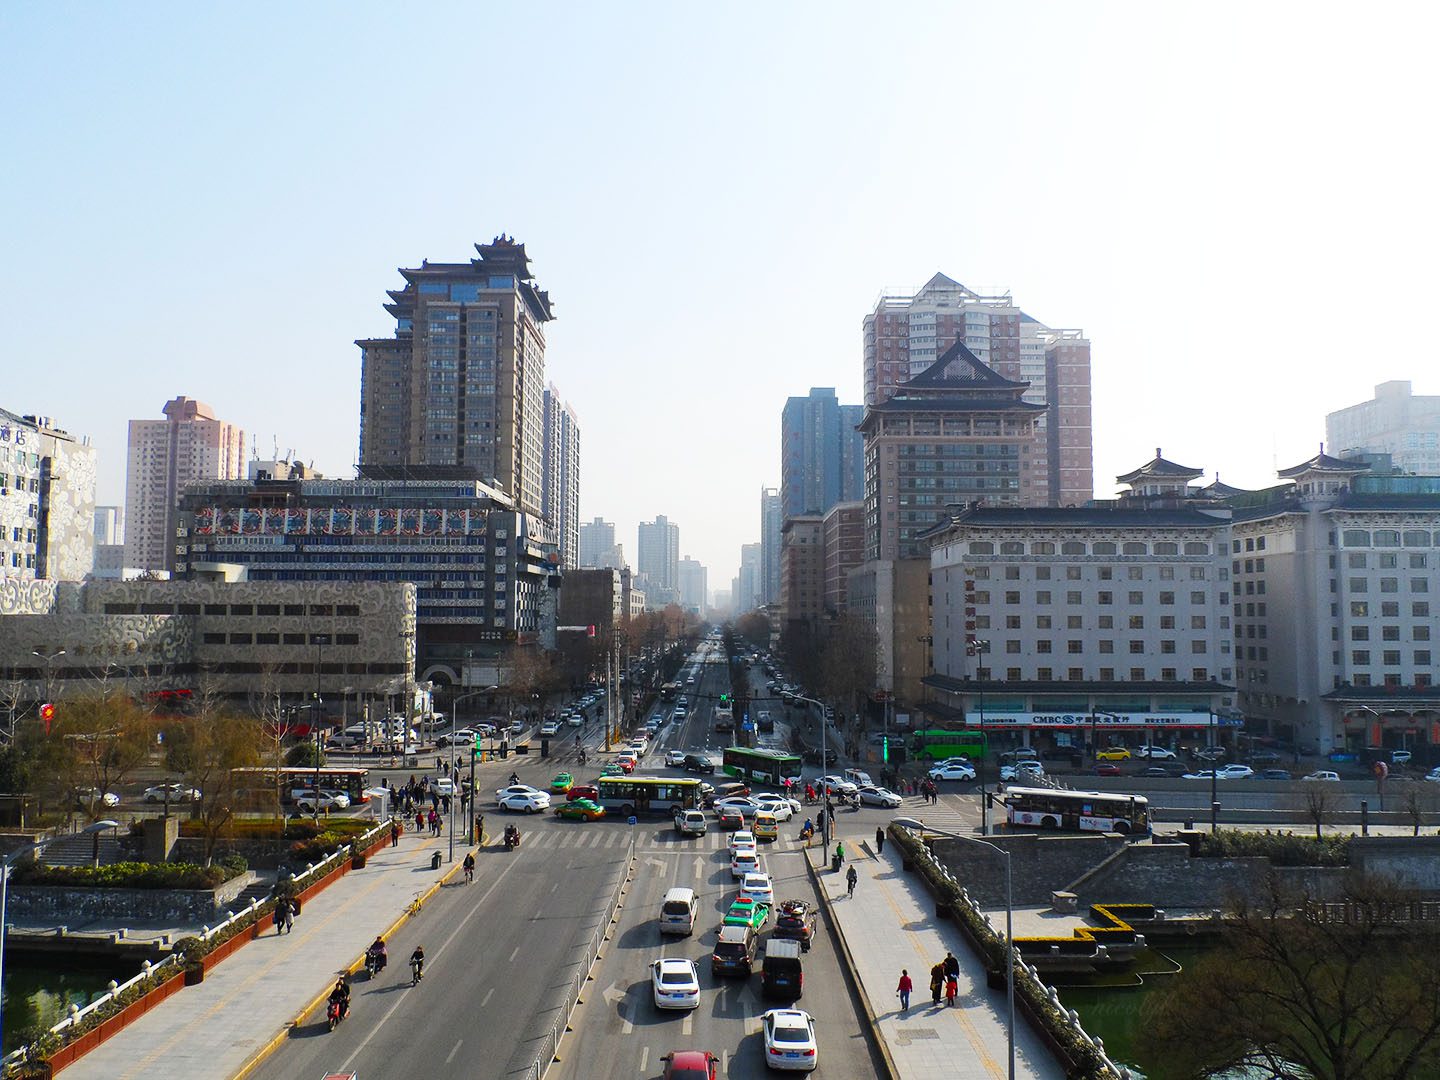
[773,1024,810,1043]
[668,1069,710,1080]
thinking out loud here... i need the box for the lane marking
[639,1046,649,1073]
[481,988,494,1007]
[445,1040,462,1064]
[682,1011,693,1036]
[509,945,520,962]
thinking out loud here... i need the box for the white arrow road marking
[693,855,706,878]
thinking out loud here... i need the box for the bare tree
[500,643,558,721]
[1399,784,1438,837]
[41,696,157,821]
[1298,783,1342,840]
[0,679,27,745]
[1140,875,1440,1079]
[814,616,878,754]
[164,710,265,865]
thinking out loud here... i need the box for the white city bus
[1001,786,1149,835]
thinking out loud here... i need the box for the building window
[283,633,306,645]
[1191,640,1208,653]
[229,633,253,645]
[204,604,227,615]
[256,633,279,644]
[1036,591,1051,605]
[1351,626,1370,641]
[1007,668,1023,681]
[1067,615,1083,629]
[1067,640,1083,654]
[1130,667,1146,681]
[1161,668,1178,681]
[1006,640,1022,654]
[1098,615,1114,629]
[1006,615,1021,629]
[1129,640,1145,654]
[1161,640,1176,654]
[1129,615,1145,629]
[1036,667,1053,681]
[1037,640,1052,653]
[202,633,226,645]
[1005,592,1020,605]
[1099,640,1114,653]
[1192,668,1208,681]
[1352,650,1370,665]
[1098,592,1113,605]
[1066,591,1082,605]
[1036,615,1052,629]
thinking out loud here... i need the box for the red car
[1093,763,1122,777]
[662,1050,719,1080]
[568,784,599,802]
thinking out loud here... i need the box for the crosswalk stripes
[517,825,816,853]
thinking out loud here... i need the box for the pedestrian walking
[943,951,959,983]
[390,820,401,847]
[875,826,885,855]
[896,969,913,1011]
[279,896,295,934]
[415,809,425,833]
[946,974,958,1006]
[929,963,944,1005]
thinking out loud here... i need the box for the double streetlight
[31,648,66,708]
[966,639,991,834]
[895,817,1014,1080]
[450,685,499,860]
[786,692,832,848]
[1,821,119,1048]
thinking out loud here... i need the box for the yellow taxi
[751,809,779,841]
[1095,746,1132,761]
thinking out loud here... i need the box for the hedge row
[9,860,239,890]
[175,817,373,842]
[1194,828,1351,867]
[888,825,1115,1080]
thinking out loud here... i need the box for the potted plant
[176,936,209,985]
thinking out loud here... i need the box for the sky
[5,2,1440,597]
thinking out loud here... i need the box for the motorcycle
[365,948,386,978]
[504,826,520,851]
[327,998,347,1031]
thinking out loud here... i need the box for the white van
[660,887,698,935]
[843,768,873,788]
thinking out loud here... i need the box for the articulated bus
[722,746,803,787]
[231,766,372,807]
[1001,786,1149,835]
[595,775,704,817]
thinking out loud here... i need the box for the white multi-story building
[1327,381,1440,477]
[924,450,1236,754]
[542,385,580,569]
[0,409,97,582]
[677,556,707,614]
[637,515,680,597]
[125,396,245,573]
[1231,451,1440,756]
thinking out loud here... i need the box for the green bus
[910,728,989,762]
[721,746,803,787]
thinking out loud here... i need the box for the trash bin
[431,851,442,870]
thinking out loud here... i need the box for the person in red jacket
[896,969,913,1011]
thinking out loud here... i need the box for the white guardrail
[526,837,637,1080]
[899,825,1133,1080]
[2,820,389,1076]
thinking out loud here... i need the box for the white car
[538,721,560,737]
[999,762,1045,782]
[293,789,348,813]
[730,849,760,880]
[763,1008,818,1071]
[730,830,757,853]
[144,784,201,803]
[1135,746,1177,760]
[714,796,760,817]
[856,786,902,808]
[738,872,774,906]
[437,728,475,748]
[494,784,551,813]
[674,706,688,719]
[1302,770,1341,782]
[928,763,977,782]
[931,756,972,770]
[752,794,800,820]
[1182,765,1255,781]
[1424,766,1440,783]
[818,775,858,797]
[433,777,455,798]
[75,787,120,808]
[566,714,585,728]
[651,957,701,1010]
[665,749,688,767]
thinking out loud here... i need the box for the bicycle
[463,862,474,886]
[407,893,424,917]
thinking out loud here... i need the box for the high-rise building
[92,505,125,579]
[780,388,865,519]
[863,274,1092,507]
[821,501,865,614]
[124,396,244,573]
[0,408,96,581]
[356,236,554,515]
[779,515,824,630]
[1326,381,1440,476]
[677,556,708,614]
[737,542,762,614]
[760,487,781,605]
[579,517,624,569]
[542,385,580,569]
[859,340,1048,561]
[637,516,680,599]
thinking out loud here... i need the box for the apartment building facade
[0,408,97,583]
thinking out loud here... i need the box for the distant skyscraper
[677,556,707,613]
[760,487,781,606]
[0,408,96,581]
[124,396,244,573]
[737,542,762,613]
[863,273,1092,506]
[93,506,123,546]
[579,517,617,569]
[780,388,865,519]
[637,515,680,596]
[356,236,554,515]
[542,385,580,568]
[1327,381,1440,476]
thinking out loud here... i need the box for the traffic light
[882,735,889,763]
[720,693,730,706]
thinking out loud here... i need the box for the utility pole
[312,634,330,822]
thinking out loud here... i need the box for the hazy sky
[5,3,1438,594]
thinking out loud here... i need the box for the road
[549,823,885,1080]
[249,809,631,1080]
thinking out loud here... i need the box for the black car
[772,898,817,951]
[1248,750,1282,766]
[1138,765,1187,777]
[1258,768,1293,781]
[682,754,715,775]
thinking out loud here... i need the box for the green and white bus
[721,746,803,787]
[596,775,705,817]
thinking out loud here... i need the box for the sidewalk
[818,836,1063,1080]
[62,828,466,1080]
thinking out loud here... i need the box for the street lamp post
[1209,707,1218,833]
[966,639,990,834]
[896,819,1014,1080]
[31,648,66,709]
[451,685,499,846]
[789,693,831,847]
[0,820,119,1048]
[312,635,331,823]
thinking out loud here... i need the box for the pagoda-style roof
[1276,446,1372,479]
[1116,449,1203,485]
[905,339,1029,391]
[1197,477,1250,498]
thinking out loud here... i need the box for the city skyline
[5,5,1440,591]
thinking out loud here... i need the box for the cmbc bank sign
[980,712,1240,729]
